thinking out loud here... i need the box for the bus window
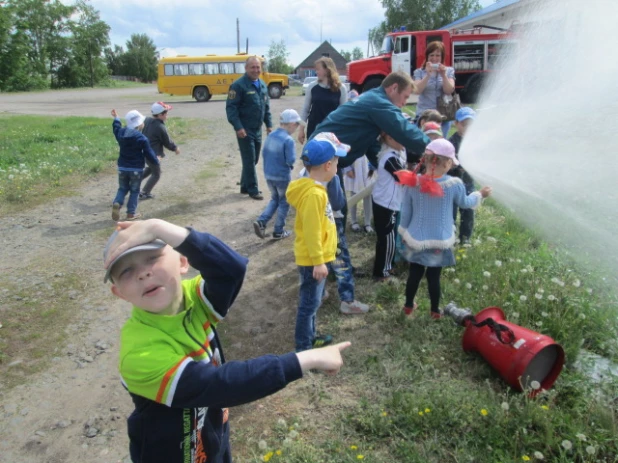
[204,63,218,75]
[164,64,174,76]
[174,64,188,75]
[234,63,245,74]
[189,63,204,75]
[220,63,235,74]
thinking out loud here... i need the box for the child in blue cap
[286,133,348,351]
[448,107,477,244]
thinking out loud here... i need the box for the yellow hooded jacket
[286,177,337,266]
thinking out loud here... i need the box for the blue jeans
[327,217,354,302]
[295,266,327,352]
[442,120,453,137]
[453,181,475,240]
[257,179,290,234]
[113,170,142,214]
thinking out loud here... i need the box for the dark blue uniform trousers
[237,131,261,196]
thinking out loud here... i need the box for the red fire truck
[347,26,516,102]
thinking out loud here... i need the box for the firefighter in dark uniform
[226,56,273,200]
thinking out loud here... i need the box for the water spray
[443,302,565,397]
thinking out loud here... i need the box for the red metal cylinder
[462,306,565,396]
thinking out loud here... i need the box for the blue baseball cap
[455,107,476,122]
[302,132,349,166]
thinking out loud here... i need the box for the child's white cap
[125,110,145,130]
[103,229,166,283]
[425,139,459,166]
[280,109,301,124]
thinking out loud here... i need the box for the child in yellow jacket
[286,132,349,351]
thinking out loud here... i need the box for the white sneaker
[340,300,370,315]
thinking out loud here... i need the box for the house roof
[442,0,521,29]
[296,41,347,69]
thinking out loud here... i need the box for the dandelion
[418,411,424,416]
[522,456,530,461]
[572,279,581,288]
[474,239,482,245]
[289,430,299,439]
[537,288,544,293]
[547,295,556,301]
[263,451,274,462]
[277,418,287,427]
[521,268,528,274]
[520,295,527,302]
[586,288,593,295]
[282,438,292,447]
[540,405,549,410]
[511,311,520,318]
[487,236,497,243]
[501,402,510,411]
[350,445,358,450]
[465,283,472,289]
[561,440,572,450]
[480,409,488,416]
[482,285,488,291]
[575,433,587,441]
[495,260,502,267]
[425,408,431,413]
[357,455,365,460]
[454,278,461,284]
[533,451,545,460]
[535,293,543,300]
[463,243,472,248]
[381,411,388,417]
[258,440,268,450]
[516,258,522,263]
[535,321,543,327]
[276,450,282,456]
[585,446,596,455]
[551,277,565,287]
[530,381,541,390]
[8,174,14,180]
[483,271,491,278]
[579,313,586,320]
[446,268,456,273]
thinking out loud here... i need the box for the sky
[79,0,497,67]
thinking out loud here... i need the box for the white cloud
[85,0,385,64]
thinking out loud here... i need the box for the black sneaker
[250,193,264,200]
[312,334,333,348]
[271,230,291,240]
[253,221,266,239]
[139,192,155,200]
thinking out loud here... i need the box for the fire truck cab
[348,27,515,103]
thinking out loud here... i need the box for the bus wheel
[362,77,382,93]
[193,86,210,102]
[268,84,282,99]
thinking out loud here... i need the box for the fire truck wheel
[362,77,383,93]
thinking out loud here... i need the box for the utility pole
[236,18,240,53]
[367,29,370,58]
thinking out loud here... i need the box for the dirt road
[0,87,366,462]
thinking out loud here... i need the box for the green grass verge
[238,201,618,462]
[0,114,202,214]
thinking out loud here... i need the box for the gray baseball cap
[103,229,166,283]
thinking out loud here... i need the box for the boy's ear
[179,255,189,275]
[111,284,128,301]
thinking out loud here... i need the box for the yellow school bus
[157,54,289,101]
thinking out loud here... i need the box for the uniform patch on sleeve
[227,89,236,99]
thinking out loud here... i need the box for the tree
[122,33,157,82]
[379,0,481,34]
[67,0,110,87]
[266,39,290,74]
[351,47,364,61]
[339,49,352,62]
[104,44,126,76]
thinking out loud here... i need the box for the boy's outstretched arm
[125,342,352,409]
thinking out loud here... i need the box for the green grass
[96,79,154,89]
[237,201,618,463]
[0,114,202,213]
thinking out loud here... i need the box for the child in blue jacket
[110,109,159,221]
[104,218,350,463]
